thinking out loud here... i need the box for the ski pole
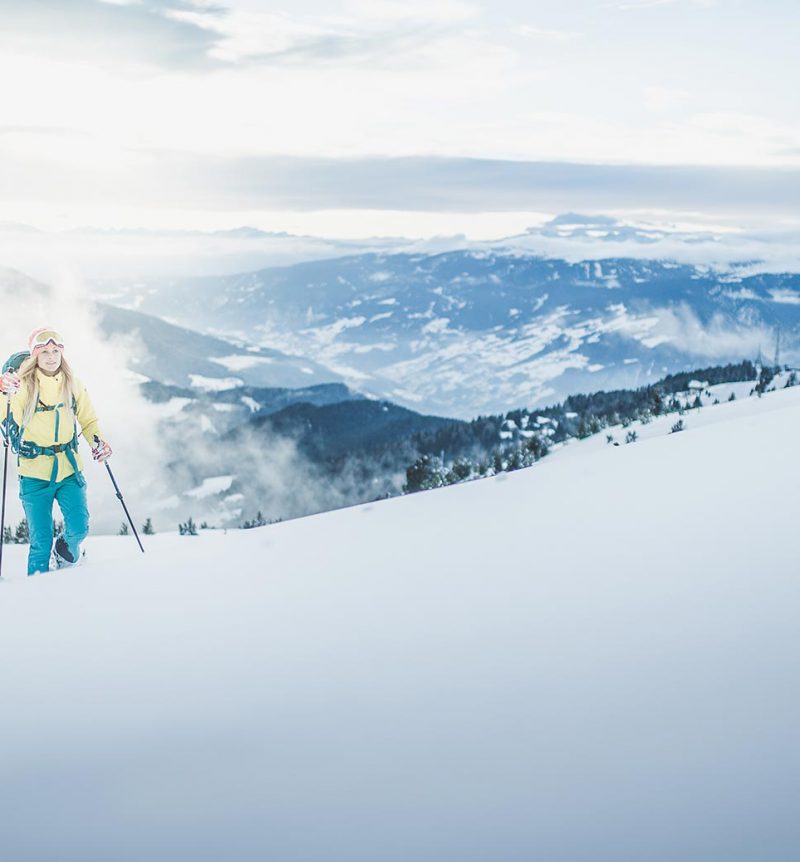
[95,436,144,554]
[0,401,10,576]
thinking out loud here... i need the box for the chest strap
[13,395,84,487]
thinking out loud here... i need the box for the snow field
[0,385,799,860]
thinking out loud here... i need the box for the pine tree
[142,518,154,535]
[119,522,129,536]
[242,511,268,529]
[179,517,198,536]
[449,458,473,482]
[404,454,445,492]
[525,435,548,460]
[2,526,14,544]
[15,518,29,544]
[506,448,523,471]
[755,365,774,394]
[650,389,664,416]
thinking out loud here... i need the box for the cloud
[239,25,453,67]
[0,261,396,534]
[0,125,88,137]
[10,152,794,216]
[635,302,774,359]
[0,0,480,72]
[0,0,224,71]
[160,1,473,67]
[610,0,716,10]
[517,24,581,42]
[0,265,171,534]
[642,86,691,112]
[611,0,679,9]
[0,1,794,174]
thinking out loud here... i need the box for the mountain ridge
[98,250,798,416]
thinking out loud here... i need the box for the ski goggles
[30,329,65,352]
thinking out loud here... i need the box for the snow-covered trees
[404,454,445,493]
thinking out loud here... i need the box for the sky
[0,0,798,237]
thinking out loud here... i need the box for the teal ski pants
[19,473,89,575]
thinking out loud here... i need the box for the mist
[0,265,170,537]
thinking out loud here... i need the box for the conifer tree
[650,389,664,416]
[404,454,445,492]
[179,517,198,536]
[15,519,29,544]
[450,458,472,481]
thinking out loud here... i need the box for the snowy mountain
[8,212,800,284]
[521,212,721,244]
[0,266,348,391]
[99,250,799,417]
[98,302,346,390]
[0,381,797,860]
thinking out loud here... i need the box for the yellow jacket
[1,370,103,483]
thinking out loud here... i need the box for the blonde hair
[19,353,77,429]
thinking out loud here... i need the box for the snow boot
[53,536,78,569]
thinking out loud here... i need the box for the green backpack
[2,351,30,375]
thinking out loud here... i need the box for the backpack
[2,351,30,375]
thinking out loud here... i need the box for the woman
[0,328,112,575]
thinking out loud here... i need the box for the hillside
[99,251,800,416]
[97,302,343,390]
[238,397,456,459]
[0,384,797,860]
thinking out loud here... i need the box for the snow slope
[549,374,795,464]
[0,387,798,861]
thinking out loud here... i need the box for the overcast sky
[0,0,797,236]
